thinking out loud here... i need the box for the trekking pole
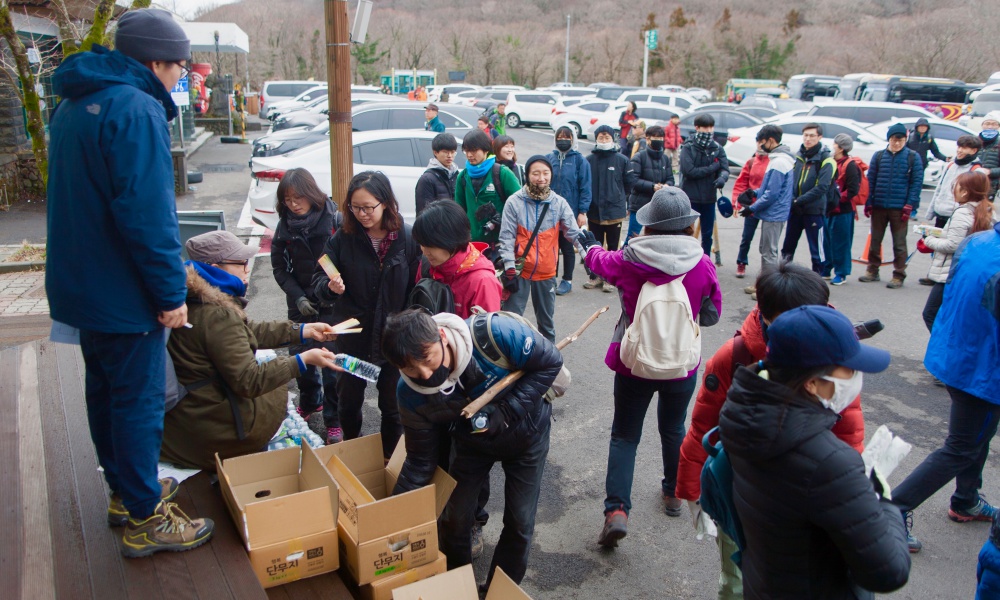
[460,305,610,418]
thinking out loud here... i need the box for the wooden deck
[1,339,356,600]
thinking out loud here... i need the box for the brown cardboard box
[315,434,456,585]
[391,565,533,600]
[359,552,447,600]
[216,444,340,589]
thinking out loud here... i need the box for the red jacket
[428,242,501,318]
[732,153,769,208]
[664,122,681,150]
[675,306,866,501]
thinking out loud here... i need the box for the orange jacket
[675,306,866,501]
[732,153,770,208]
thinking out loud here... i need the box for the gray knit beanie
[833,133,853,153]
[115,9,190,63]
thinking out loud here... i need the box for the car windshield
[972,93,1000,117]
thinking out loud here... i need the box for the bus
[835,73,873,102]
[724,79,783,101]
[787,75,841,101]
[837,74,969,120]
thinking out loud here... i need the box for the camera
[853,319,884,340]
[482,213,502,234]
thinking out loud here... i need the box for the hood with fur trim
[184,265,247,319]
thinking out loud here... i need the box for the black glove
[577,229,599,252]
[737,189,756,207]
[790,200,804,215]
[739,206,753,218]
[714,177,727,189]
[502,268,520,294]
[475,202,499,229]
[484,404,509,438]
[296,296,319,316]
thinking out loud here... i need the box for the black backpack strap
[491,162,507,201]
[471,314,506,367]
[518,202,550,265]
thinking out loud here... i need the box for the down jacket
[313,225,421,363]
[680,138,729,204]
[720,367,911,600]
[162,266,301,470]
[977,539,1000,600]
[426,243,502,318]
[923,160,982,220]
[415,158,459,215]
[628,148,675,213]
[866,146,924,211]
[587,147,637,223]
[393,313,561,493]
[980,136,1000,199]
[923,201,984,283]
[675,306,866,502]
[270,200,338,320]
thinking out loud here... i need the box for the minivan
[504,92,559,128]
[260,80,325,111]
[807,101,937,125]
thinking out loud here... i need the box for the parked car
[726,116,882,171]
[734,106,779,119]
[586,101,686,139]
[867,117,975,185]
[655,84,687,93]
[504,91,560,128]
[958,87,1000,131]
[484,85,526,92]
[449,90,482,105]
[265,85,328,120]
[539,87,598,98]
[268,94,396,131]
[617,89,701,112]
[686,87,713,102]
[806,101,937,125]
[677,109,763,150]
[260,80,324,112]
[427,84,480,103]
[550,99,624,138]
[739,96,812,113]
[247,130,467,230]
[350,101,482,135]
[594,85,641,100]
[462,90,511,108]
[252,121,329,158]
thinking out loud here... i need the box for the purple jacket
[584,234,722,380]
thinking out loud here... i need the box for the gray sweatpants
[759,220,785,269]
[502,277,556,342]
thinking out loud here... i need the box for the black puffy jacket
[719,367,910,600]
[587,148,637,222]
[906,128,947,167]
[980,135,1000,199]
[792,145,835,216]
[680,139,729,204]
[270,200,339,320]
[313,224,420,362]
[415,165,458,215]
[628,148,674,212]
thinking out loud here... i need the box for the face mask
[409,340,451,388]
[649,139,665,152]
[527,183,550,199]
[596,141,617,151]
[955,153,976,166]
[556,139,573,152]
[818,371,863,414]
[694,131,713,146]
[981,129,999,141]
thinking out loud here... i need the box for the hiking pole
[460,305,610,418]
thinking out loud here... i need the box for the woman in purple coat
[581,187,722,547]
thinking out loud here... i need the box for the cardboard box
[360,552,447,600]
[391,565,533,600]
[216,444,340,588]
[315,434,457,585]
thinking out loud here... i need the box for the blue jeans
[502,277,556,342]
[692,202,716,255]
[893,386,1000,513]
[440,415,551,586]
[80,328,166,519]
[823,213,855,277]
[736,214,760,266]
[604,372,698,514]
[781,213,826,274]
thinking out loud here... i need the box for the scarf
[693,131,713,148]
[465,155,496,179]
[187,260,247,298]
[527,183,551,200]
[399,313,474,395]
[285,205,324,236]
[955,154,977,166]
[800,144,820,159]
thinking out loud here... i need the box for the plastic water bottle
[334,353,381,383]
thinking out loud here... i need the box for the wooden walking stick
[460,305,610,418]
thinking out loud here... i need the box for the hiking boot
[296,405,322,420]
[918,277,935,286]
[831,275,847,286]
[735,263,746,278]
[750,292,757,301]
[583,277,602,289]
[858,272,880,283]
[743,285,756,295]
[327,427,344,444]
[602,282,617,293]
[949,496,998,523]
[121,501,214,558]
[821,272,833,280]
[886,278,904,289]
[556,280,572,295]
[108,478,180,527]
[663,494,683,517]
[904,511,922,553]
[598,510,628,548]
[471,523,484,559]
[714,251,723,267]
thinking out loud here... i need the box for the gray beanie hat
[636,187,700,231]
[115,9,191,63]
[833,133,854,153]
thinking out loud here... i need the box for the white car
[504,91,560,128]
[806,101,937,125]
[617,89,702,112]
[247,130,465,230]
[265,85,328,119]
[549,99,624,138]
[725,116,883,172]
[686,87,713,102]
[867,117,976,186]
[449,90,481,105]
[427,84,480,103]
[586,101,687,139]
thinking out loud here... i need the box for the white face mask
[818,371,863,414]
[596,141,617,151]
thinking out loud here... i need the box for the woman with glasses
[313,171,421,459]
[271,168,344,444]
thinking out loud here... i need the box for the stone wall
[0,78,29,154]
[0,78,41,204]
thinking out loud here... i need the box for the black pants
[922,282,946,332]
[589,220,623,252]
[558,235,576,282]
[336,358,402,458]
[934,214,949,228]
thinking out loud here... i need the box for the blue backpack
[700,426,746,567]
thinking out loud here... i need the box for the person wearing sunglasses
[313,171,422,460]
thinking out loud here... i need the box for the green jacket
[455,162,520,244]
[162,266,300,470]
[490,109,506,136]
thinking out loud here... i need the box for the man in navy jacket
[45,9,213,557]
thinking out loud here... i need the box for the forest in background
[195,0,1000,93]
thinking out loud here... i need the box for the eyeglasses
[219,259,249,268]
[802,133,820,139]
[349,203,382,215]
[174,62,189,79]
[284,196,307,206]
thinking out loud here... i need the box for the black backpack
[408,258,456,315]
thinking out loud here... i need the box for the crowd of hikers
[38,8,1000,598]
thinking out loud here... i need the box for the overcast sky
[152,0,242,20]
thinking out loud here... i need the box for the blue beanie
[524,154,553,174]
[886,122,908,141]
[595,125,616,139]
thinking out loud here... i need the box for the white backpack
[619,274,701,380]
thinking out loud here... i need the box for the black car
[677,109,763,148]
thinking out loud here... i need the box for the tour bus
[835,73,872,102]
[837,74,969,120]
[724,79,783,101]
[787,75,841,101]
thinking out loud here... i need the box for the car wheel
[570,122,583,138]
[187,170,203,184]
[506,113,521,128]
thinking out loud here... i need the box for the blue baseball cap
[717,195,733,218]
[766,305,890,373]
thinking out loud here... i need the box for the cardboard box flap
[244,486,335,548]
[221,446,302,494]
[327,454,376,538]
[320,433,386,476]
[485,567,533,600]
[357,485,436,542]
[392,564,479,600]
[301,443,340,514]
[385,437,457,518]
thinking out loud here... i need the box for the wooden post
[325,0,353,209]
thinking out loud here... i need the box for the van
[618,90,700,111]
[807,101,937,125]
[504,91,560,128]
[261,80,325,111]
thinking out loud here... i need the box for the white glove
[687,500,718,540]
